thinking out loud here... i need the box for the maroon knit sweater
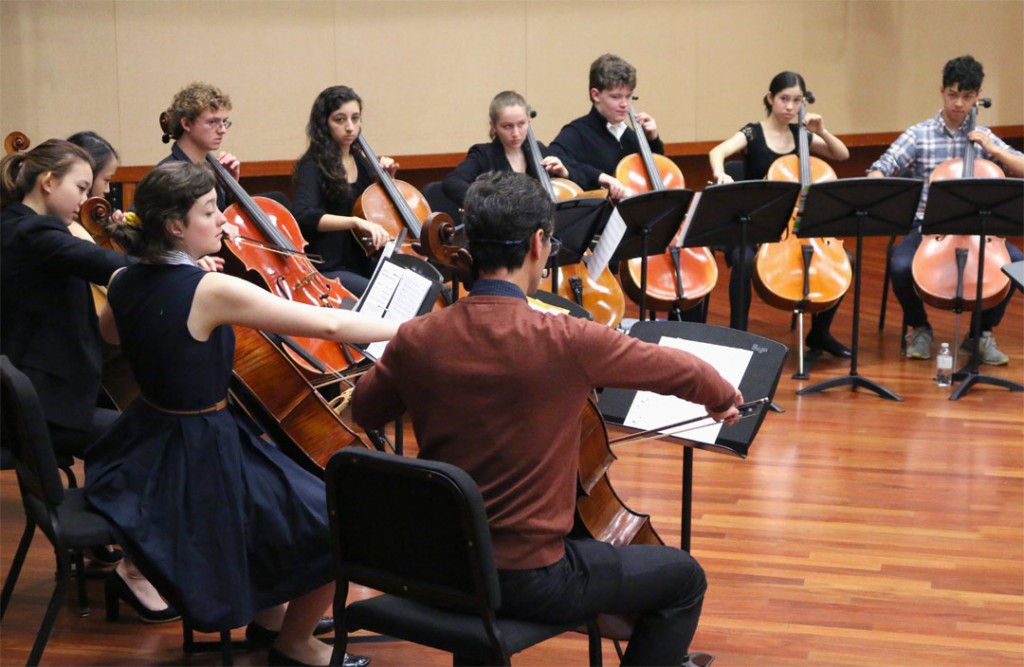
[353,293,736,569]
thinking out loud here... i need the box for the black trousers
[495,538,706,666]
[727,244,851,336]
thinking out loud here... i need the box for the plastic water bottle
[936,342,953,387]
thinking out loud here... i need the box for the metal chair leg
[1,519,35,619]
[879,234,896,331]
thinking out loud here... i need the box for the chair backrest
[724,160,746,182]
[325,448,500,613]
[422,181,463,225]
[0,356,65,509]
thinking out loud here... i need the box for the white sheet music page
[586,207,626,280]
[623,335,751,445]
[359,259,433,360]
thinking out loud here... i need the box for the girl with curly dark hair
[292,86,396,296]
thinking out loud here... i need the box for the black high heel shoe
[805,331,852,358]
[104,571,181,624]
[246,616,335,647]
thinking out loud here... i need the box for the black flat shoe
[86,545,124,567]
[267,647,369,667]
[805,332,852,358]
[104,571,180,624]
[246,617,334,647]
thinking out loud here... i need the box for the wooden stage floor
[2,236,1022,666]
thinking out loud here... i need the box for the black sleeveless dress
[85,263,332,632]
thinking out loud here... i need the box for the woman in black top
[442,90,576,206]
[292,86,395,297]
[708,71,852,356]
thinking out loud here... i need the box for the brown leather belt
[141,396,228,415]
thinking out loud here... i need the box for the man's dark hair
[943,55,984,92]
[464,171,554,275]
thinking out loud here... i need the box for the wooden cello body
[616,108,718,315]
[353,133,441,257]
[524,124,626,328]
[205,154,365,383]
[752,100,852,314]
[911,100,1010,311]
[574,398,662,639]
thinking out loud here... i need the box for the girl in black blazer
[442,90,578,207]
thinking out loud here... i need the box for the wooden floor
[2,236,1022,666]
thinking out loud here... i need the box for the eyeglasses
[546,235,562,257]
[473,233,561,256]
[202,118,232,130]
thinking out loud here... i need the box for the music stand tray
[920,177,1024,400]
[684,181,800,333]
[550,197,611,268]
[599,321,787,551]
[1002,260,1024,291]
[794,177,922,401]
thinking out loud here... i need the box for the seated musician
[159,82,240,212]
[868,55,1023,364]
[291,85,396,297]
[550,53,706,323]
[85,161,397,667]
[707,71,852,356]
[352,170,742,666]
[441,90,578,207]
[550,53,658,201]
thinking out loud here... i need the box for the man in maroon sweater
[353,171,741,666]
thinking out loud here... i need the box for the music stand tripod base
[791,178,923,401]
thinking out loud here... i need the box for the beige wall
[2,0,1021,167]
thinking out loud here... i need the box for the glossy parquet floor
[2,236,1022,666]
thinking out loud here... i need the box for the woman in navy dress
[85,161,397,667]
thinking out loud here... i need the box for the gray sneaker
[905,326,933,359]
[960,331,1009,366]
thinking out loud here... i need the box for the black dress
[292,154,376,290]
[85,263,332,632]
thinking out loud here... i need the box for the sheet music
[358,258,434,360]
[623,336,752,445]
[586,207,626,280]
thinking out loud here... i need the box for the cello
[353,133,447,257]
[911,98,1010,313]
[752,95,852,316]
[524,120,627,328]
[202,150,368,384]
[616,107,718,319]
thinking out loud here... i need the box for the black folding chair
[0,355,117,666]
[326,448,603,666]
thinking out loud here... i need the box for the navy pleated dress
[86,263,333,632]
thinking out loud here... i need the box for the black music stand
[684,181,801,332]
[1003,260,1024,291]
[608,190,694,319]
[920,178,1024,400]
[547,197,611,292]
[599,321,787,552]
[793,177,922,401]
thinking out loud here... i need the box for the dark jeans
[890,225,1023,330]
[323,269,370,298]
[496,538,706,666]
[726,244,849,336]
